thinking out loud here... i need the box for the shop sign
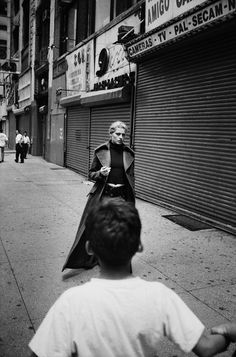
[94,42,136,90]
[94,43,134,90]
[128,0,235,59]
[146,0,208,32]
[66,39,94,96]
[94,13,141,90]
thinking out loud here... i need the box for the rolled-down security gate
[134,23,236,233]
[65,106,90,176]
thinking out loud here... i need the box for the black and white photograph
[0,0,236,356]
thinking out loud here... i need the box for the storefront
[79,86,133,166]
[62,11,141,176]
[127,0,236,233]
[63,87,133,176]
[16,109,30,134]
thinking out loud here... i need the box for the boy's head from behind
[85,198,142,267]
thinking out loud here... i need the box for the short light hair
[109,121,128,135]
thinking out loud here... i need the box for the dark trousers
[0,147,5,162]
[15,144,24,163]
[22,143,29,158]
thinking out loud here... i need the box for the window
[58,0,138,55]
[14,0,20,14]
[12,26,19,55]
[0,39,7,59]
[22,0,30,48]
[0,0,7,16]
[111,0,133,19]
[95,0,138,32]
[40,8,50,48]
[59,1,77,55]
[0,25,7,31]
[60,0,95,56]
[95,0,110,31]
[60,5,73,56]
[76,0,95,44]
[35,4,50,65]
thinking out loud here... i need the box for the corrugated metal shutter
[18,113,30,135]
[134,25,236,232]
[89,104,131,166]
[66,106,90,176]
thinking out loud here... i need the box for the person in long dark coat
[62,121,135,271]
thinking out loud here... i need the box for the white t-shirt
[22,135,30,144]
[0,133,8,147]
[15,133,22,144]
[29,277,204,357]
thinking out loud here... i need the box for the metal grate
[163,214,212,231]
[50,168,67,170]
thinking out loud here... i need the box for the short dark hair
[85,198,141,267]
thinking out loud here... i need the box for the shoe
[20,162,24,164]
[15,159,18,163]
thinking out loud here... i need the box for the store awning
[80,85,131,107]
[59,94,81,107]
[60,85,132,107]
[12,106,25,116]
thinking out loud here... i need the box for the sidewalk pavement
[0,151,236,357]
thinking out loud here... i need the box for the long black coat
[62,141,135,271]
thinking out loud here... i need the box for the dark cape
[62,141,135,271]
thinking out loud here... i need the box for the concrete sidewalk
[0,151,235,357]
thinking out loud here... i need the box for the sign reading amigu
[128,0,235,59]
[146,0,207,32]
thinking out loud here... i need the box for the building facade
[1,0,236,234]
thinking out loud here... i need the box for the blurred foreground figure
[29,199,231,357]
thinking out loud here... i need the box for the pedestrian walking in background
[62,120,135,271]
[15,130,24,163]
[0,129,8,163]
[22,131,30,159]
